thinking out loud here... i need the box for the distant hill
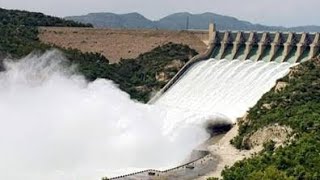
[66,12,154,28]
[156,12,281,31]
[65,12,320,32]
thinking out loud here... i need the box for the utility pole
[186,16,189,30]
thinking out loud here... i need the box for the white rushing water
[0,51,210,180]
[0,51,292,180]
[155,59,293,122]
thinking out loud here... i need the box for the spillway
[155,59,292,121]
[151,28,320,119]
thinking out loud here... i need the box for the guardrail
[104,154,211,180]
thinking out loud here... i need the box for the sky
[1,0,319,27]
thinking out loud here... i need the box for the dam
[208,29,319,63]
[107,24,320,179]
[149,23,320,104]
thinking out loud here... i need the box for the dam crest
[209,29,319,63]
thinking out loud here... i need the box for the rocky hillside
[65,12,320,32]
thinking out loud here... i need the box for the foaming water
[0,51,292,180]
[155,59,293,122]
[0,51,209,180]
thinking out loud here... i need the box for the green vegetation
[0,8,91,27]
[0,7,90,58]
[0,25,49,57]
[0,8,197,102]
[220,59,320,179]
[67,43,197,102]
[207,177,219,180]
[110,43,196,102]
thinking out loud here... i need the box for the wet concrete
[105,133,227,180]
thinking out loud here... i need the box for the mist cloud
[0,50,213,180]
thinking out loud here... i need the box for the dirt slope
[39,27,208,63]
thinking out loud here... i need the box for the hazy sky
[1,0,319,27]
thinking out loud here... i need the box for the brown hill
[39,27,208,63]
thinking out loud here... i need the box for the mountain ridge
[65,12,320,32]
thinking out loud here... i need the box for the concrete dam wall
[210,30,320,63]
